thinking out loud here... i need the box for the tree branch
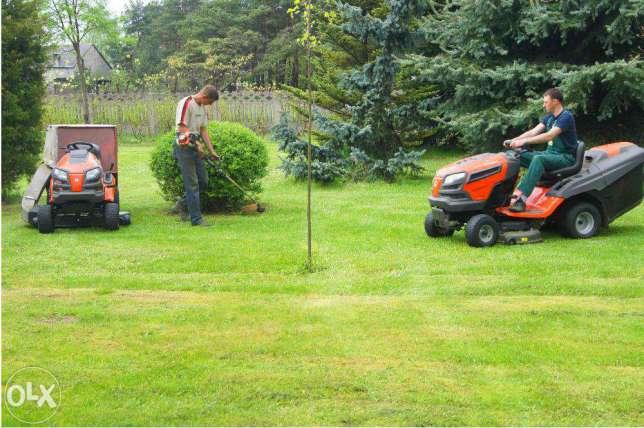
[50,0,74,42]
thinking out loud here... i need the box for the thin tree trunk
[73,43,91,123]
[306,11,313,271]
[292,48,300,87]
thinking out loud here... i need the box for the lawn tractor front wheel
[424,212,454,237]
[37,204,54,234]
[104,202,120,230]
[465,214,499,247]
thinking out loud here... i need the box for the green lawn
[2,141,643,426]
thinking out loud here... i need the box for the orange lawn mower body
[30,125,131,233]
[426,141,643,247]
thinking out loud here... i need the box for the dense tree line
[2,0,642,192]
[109,0,303,91]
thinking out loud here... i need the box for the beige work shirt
[175,96,208,132]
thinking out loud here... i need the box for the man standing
[172,85,220,226]
[504,88,579,212]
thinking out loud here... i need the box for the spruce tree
[278,0,429,182]
[403,0,644,152]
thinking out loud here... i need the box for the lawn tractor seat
[66,141,101,160]
[538,141,585,185]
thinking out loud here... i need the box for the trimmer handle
[203,155,220,168]
[188,132,201,143]
[177,132,220,162]
[175,131,202,146]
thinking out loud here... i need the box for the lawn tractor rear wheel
[37,204,54,234]
[465,214,499,247]
[424,212,454,237]
[104,202,120,230]
[561,202,601,239]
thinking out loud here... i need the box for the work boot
[509,197,526,212]
[169,200,189,221]
[169,200,187,215]
[193,220,213,227]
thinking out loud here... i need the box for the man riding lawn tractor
[425,87,643,247]
[503,88,578,212]
[171,85,220,226]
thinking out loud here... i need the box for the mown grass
[2,141,643,426]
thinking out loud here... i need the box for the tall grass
[43,91,296,140]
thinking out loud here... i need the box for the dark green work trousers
[517,150,575,196]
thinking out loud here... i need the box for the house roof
[48,44,112,80]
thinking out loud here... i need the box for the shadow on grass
[601,223,644,236]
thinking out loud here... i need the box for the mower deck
[498,228,543,245]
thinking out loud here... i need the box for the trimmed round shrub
[150,121,269,211]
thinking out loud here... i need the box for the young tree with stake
[288,0,318,271]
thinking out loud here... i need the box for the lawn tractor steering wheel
[503,141,532,159]
[67,141,101,158]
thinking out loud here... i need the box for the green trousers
[517,150,575,196]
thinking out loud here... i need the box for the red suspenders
[179,96,192,127]
[177,96,193,146]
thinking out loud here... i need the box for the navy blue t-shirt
[541,110,578,155]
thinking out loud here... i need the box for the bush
[150,121,269,211]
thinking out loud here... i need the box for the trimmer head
[241,203,266,214]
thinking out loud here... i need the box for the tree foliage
[273,113,347,183]
[1,0,48,197]
[277,0,428,182]
[403,0,644,152]
[49,0,115,121]
[121,0,300,91]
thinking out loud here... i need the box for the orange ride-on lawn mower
[425,141,644,247]
[26,125,131,233]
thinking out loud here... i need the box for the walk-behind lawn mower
[22,125,131,233]
[425,141,643,247]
